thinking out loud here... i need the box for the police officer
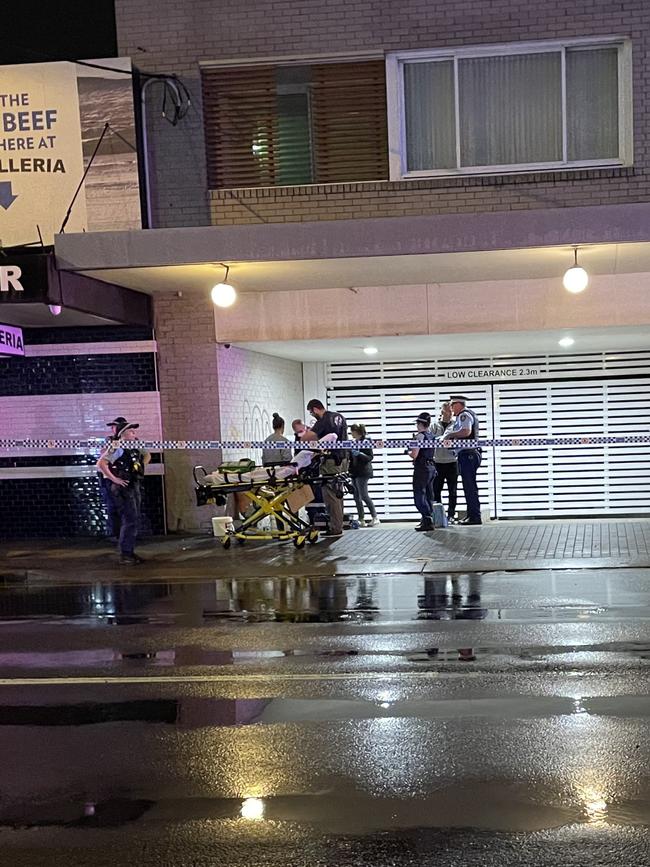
[432,402,458,523]
[445,395,482,525]
[97,419,150,564]
[98,416,126,539]
[302,398,348,537]
[409,411,436,531]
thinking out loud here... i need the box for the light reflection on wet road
[0,569,649,865]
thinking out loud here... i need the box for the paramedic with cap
[444,395,482,525]
[302,398,348,537]
[97,419,151,565]
[97,416,127,538]
[408,411,437,532]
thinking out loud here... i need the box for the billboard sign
[0,58,141,248]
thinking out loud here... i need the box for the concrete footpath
[1,520,649,582]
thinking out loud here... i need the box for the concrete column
[155,292,221,531]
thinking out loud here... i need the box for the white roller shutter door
[326,353,650,519]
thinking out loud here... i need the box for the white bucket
[212,516,234,538]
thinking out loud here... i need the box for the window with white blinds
[387,38,632,179]
[326,353,650,520]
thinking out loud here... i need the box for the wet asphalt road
[0,569,649,865]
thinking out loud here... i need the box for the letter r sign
[0,266,24,292]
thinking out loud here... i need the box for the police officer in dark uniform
[302,398,348,537]
[98,416,127,539]
[409,411,436,531]
[97,419,150,565]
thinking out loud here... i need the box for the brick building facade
[41,0,650,530]
[115,0,650,228]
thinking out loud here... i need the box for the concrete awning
[53,202,650,295]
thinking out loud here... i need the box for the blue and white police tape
[0,436,648,450]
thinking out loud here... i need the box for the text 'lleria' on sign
[0,266,24,292]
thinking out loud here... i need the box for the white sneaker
[371,518,381,526]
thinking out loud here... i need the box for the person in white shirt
[432,402,458,523]
[444,395,482,525]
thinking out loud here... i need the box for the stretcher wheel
[308,529,319,544]
[221,537,232,550]
[293,535,306,549]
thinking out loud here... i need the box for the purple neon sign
[0,322,24,356]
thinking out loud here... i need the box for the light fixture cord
[573,247,579,267]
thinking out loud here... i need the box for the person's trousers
[351,477,377,522]
[458,450,482,522]
[99,476,120,537]
[413,464,436,519]
[432,461,458,517]
[321,458,348,535]
[108,483,141,555]
[323,480,344,534]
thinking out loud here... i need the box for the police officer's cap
[415,412,431,425]
[108,417,140,436]
[449,395,468,404]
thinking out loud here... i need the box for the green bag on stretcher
[217,458,256,474]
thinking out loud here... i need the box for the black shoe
[415,521,434,532]
[119,554,144,565]
[462,519,482,526]
[321,531,343,538]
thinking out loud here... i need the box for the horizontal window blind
[202,66,277,189]
[202,60,388,189]
[310,61,388,184]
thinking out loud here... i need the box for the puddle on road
[1,574,647,627]
[2,798,154,830]
[3,785,650,833]
[1,694,649,727]
[1,640,650,672]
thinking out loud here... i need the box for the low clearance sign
[0,322,24,356]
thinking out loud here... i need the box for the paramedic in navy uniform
[444,395,482,525]
[408,412,436,532]
[97,419,151,564]
[302,398,349,537]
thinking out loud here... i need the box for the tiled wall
[217,345,304,463]
[0,393,162,449]
[0,477,165,539]
[0,326,165,539]
[0,354,157,396]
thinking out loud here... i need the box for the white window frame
[386,37,633,181]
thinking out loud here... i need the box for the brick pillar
[155,292,221,531]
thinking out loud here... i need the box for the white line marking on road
[0,670,493,687]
